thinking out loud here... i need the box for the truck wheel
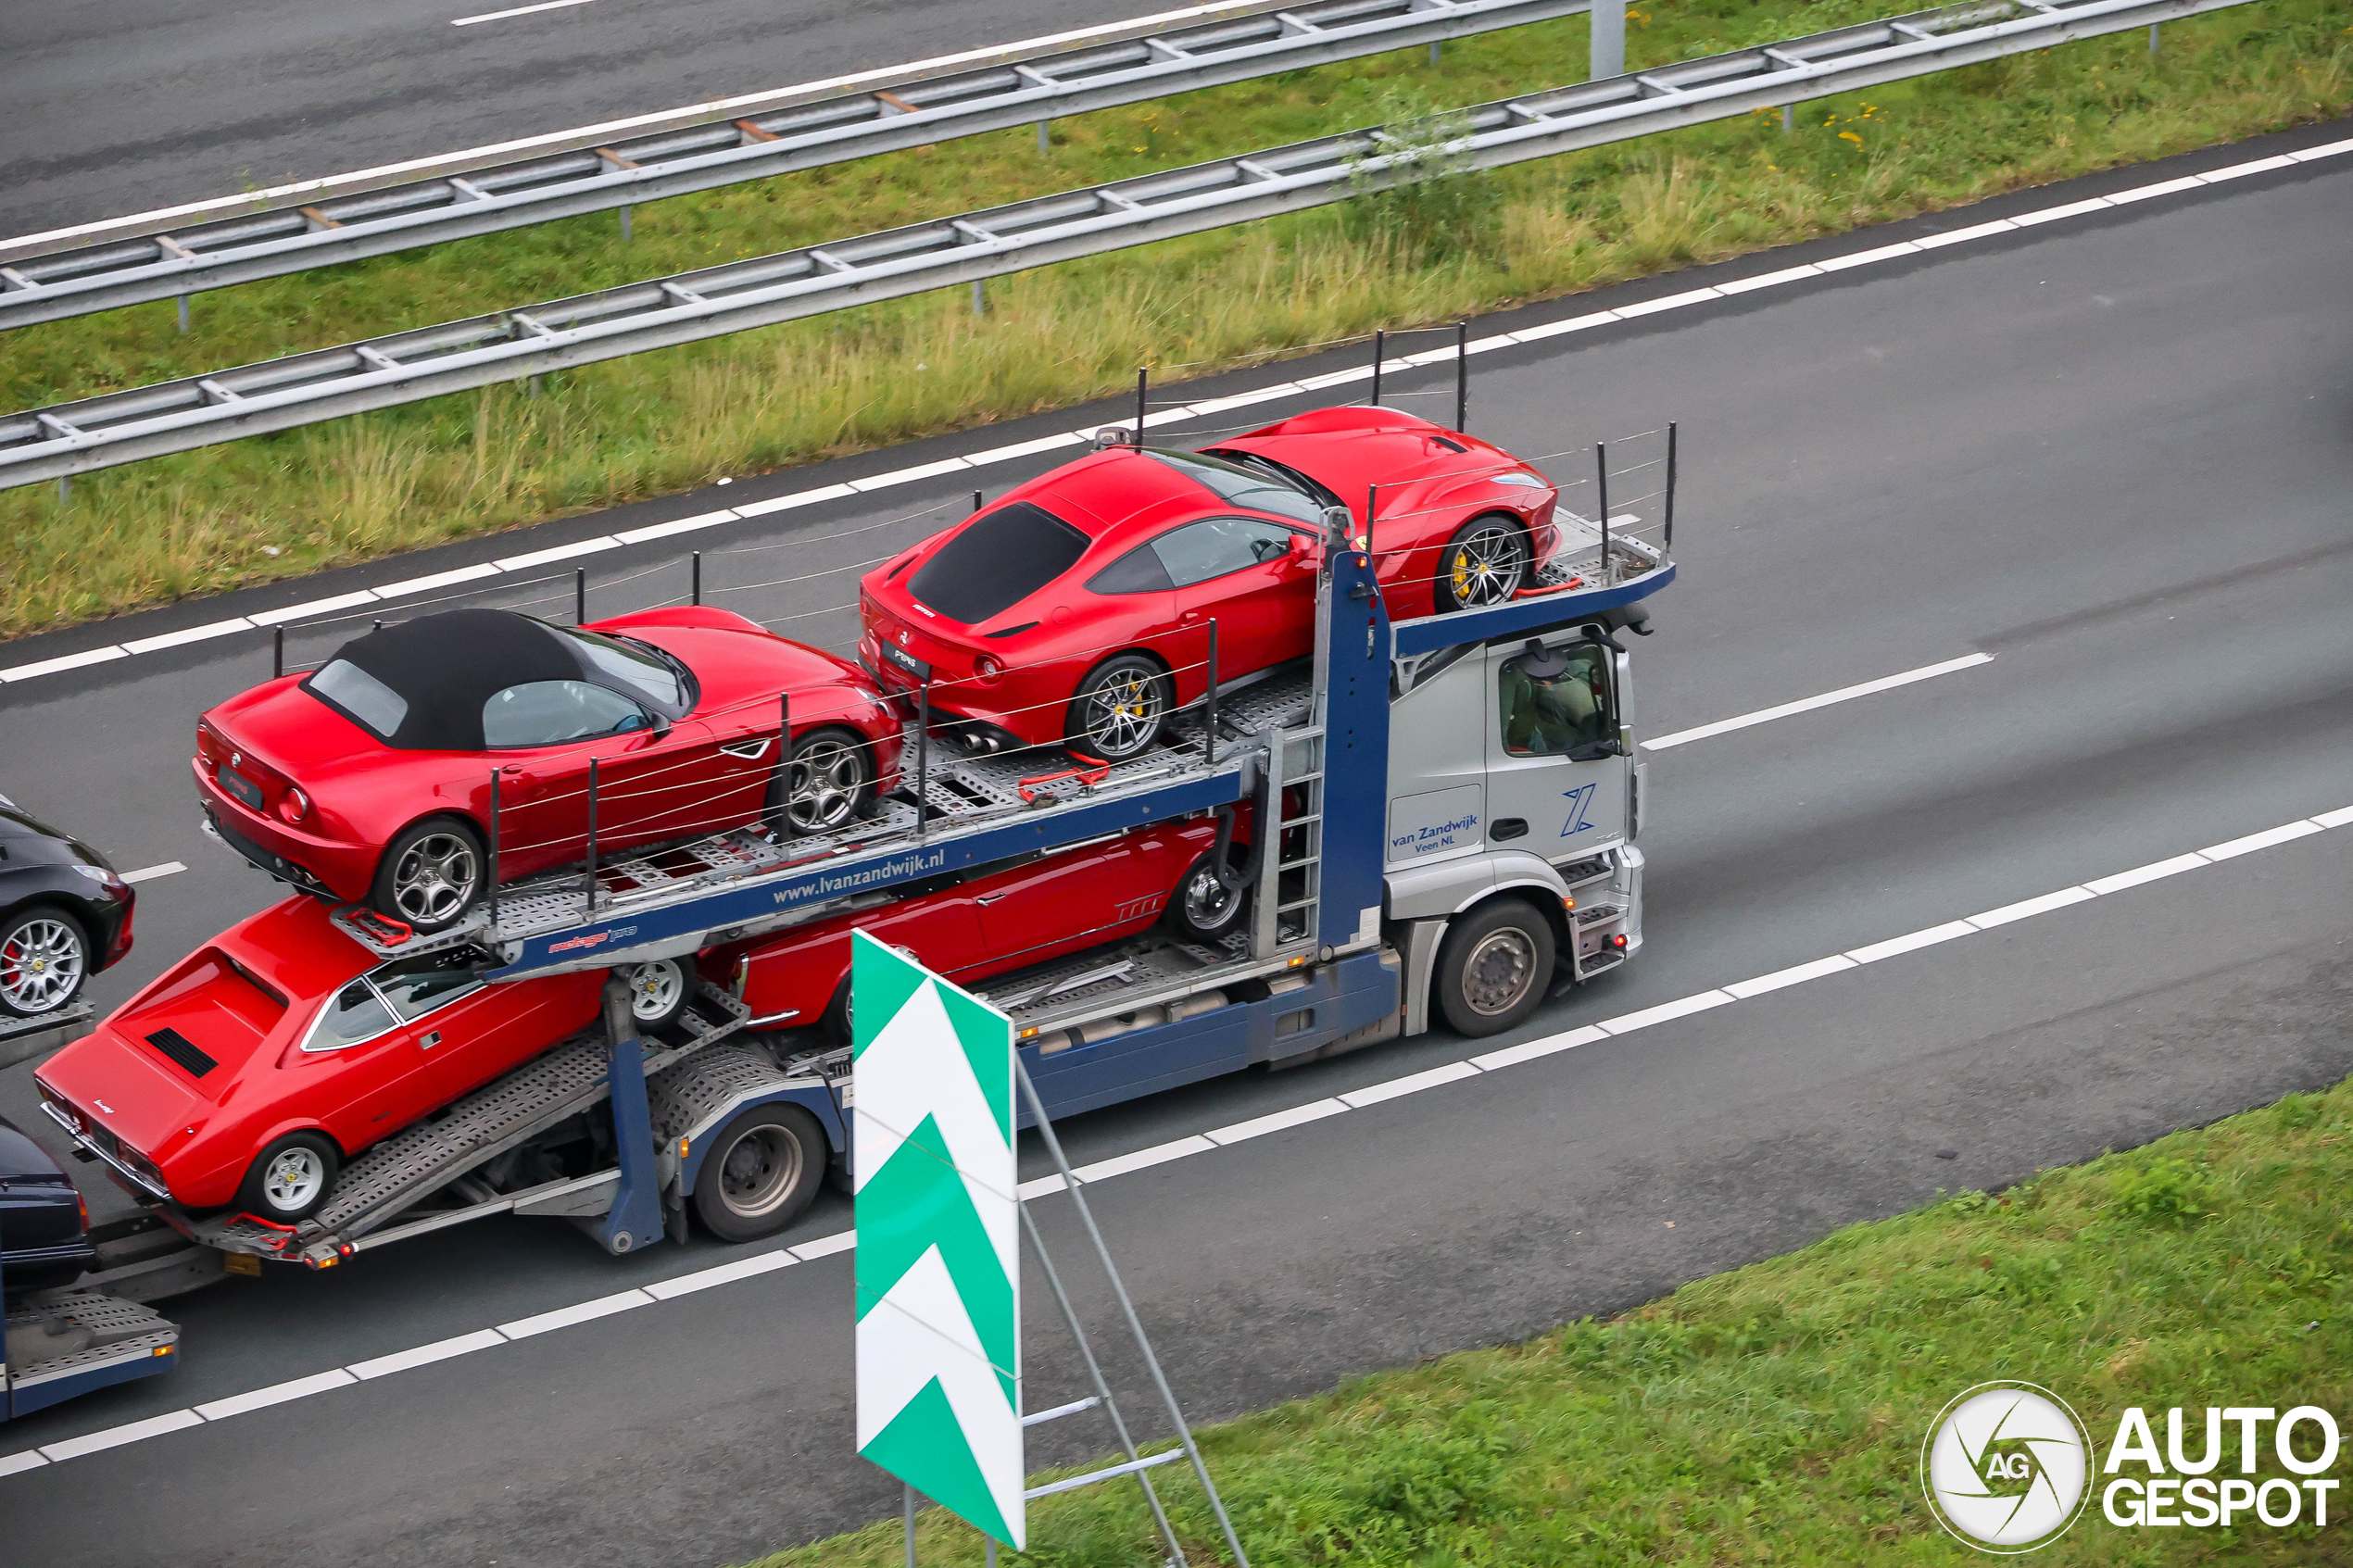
[1434,898,1554,1037]
[692,1105,827,1242]
[1166,847,1249,940]
[623,959,692,1033]
[236,1132,341,1223]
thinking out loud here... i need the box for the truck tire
[1434,897,1554,1037]
[691,1104,827,1242]
[235,1132,341,1223]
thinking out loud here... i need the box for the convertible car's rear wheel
[237,1132,341,1223]
[371,817,484,933]
[0,905,88,1018]
[766,726,874,837]
[1434,515,1529,611]
[1067,653,1171,762]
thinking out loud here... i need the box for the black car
[0,789,135,1020]
[1,1110,96,1295]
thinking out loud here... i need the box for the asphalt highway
[1,0,1187,237]
[1,125,2349,1566]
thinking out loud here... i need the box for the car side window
[370,949,484,1022]
[483,680,650,748]
[304,979,397,1052]
[1148,518,1297,589]
[1498,643,1613,756]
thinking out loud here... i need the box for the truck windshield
[908,502,1089,624]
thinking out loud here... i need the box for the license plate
[882,642,932,682]
[220,770,263,811]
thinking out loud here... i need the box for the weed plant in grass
[747,1078,2353,1566]
[3,0,2347,639]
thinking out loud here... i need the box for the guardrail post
[691,550,702,605]
[57,475,68,508]
[1369,328,1385,407]
[972,279,985,316]
[585,758,600,913]
[177,296,189,334]
[1037,119,1050,153]
[620,205,633,242]
[1782,104,1793,133]
[2149,20,2160,51]
[1592,0,1624,80]
[1454,320,1469,432]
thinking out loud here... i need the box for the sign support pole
[1015,1058,1252,1568]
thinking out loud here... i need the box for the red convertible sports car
[858,407,1558,760]
[31,895,658,1223]
[706,809,1251,1040]
[196,606,903,932]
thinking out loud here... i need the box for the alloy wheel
[628,960,686,1023]
[0,918,84,1015]
[786,737,867,833]
[1081,668,1166,759]
[391,832,480,925]
[261,1146,328,1212]
[1445,521,1528,608]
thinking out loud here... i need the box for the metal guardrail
[0,0,2257,490]
[0,0,1588,329]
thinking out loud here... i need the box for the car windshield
[560,627,688,710]
[1147,449,1325,524]
[908,502,1090,624]
[308,659,410,740]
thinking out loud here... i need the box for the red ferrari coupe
[196,606,903,932]
[707,809,1251,1039]
[858,407,1558,760]
[29,896,678,1223]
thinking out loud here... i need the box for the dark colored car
[194,607,904,934]
[0,1110,96,1295]
[0,789,135,1020]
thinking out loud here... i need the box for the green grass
[5,0,2348,641]
[748,1076,2353,1567]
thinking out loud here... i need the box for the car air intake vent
[145,1028,217,1078]
[984,622,1038,639]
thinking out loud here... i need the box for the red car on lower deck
[707,809,1252,1040]
[34,897,614,1223]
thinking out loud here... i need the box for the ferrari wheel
[624,959,692,1032]
[1068,654,1171,762]
[1435,515,1529,612]
[0,905,88,1018]
[371,817,484,933]
[236,1132,341,1223]
[767,726,873,836]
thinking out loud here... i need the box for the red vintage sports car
[196,606,903,932]
[31,896,665,1223]
[706,809,1252,1040]
[857,407,1558,761]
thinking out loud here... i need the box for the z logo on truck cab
[1560,783,1598,838]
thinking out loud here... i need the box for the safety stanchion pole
[584,758,600,914]
[1455,320,1469,432]
[691,551,702,605]
[1370,328,1385,407]
[486,769,501,925]
[1204,620,1220,764]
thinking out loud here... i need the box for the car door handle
[421,1031,442,1048]
[975,893,1010,905]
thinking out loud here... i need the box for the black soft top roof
[308,609,587,751]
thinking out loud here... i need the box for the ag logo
[1921,1382,2093,1553]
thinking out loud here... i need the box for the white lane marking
[10,138,2346,694]
[1846,920,1977,965]
[2198,820,2323,860]
[492,536,620,572]
[453,0,594,24]
[347,1327,507,1379]
[246,591,378,626]
[11,802,2350,1474]
[372,562,502,598]
[1966,886,2094,929]
[1642,653,1993,751]
[39,1410,202,1461]
[1203,1098,1349,1144]
[645,1248,797,1299]
[613,508,740,546]
[497,1287,654,1338]
[1724,954,1856,999]
[121,618,256,656]
[193,1369,358,1422]
[2082,852,2208,896]
[0,646,128,683]
[120,861,185,884]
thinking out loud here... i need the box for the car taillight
[195,724,218,764]
[280,786,311,823]
[975,655,1004,684]
[77,1188,89,1233]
